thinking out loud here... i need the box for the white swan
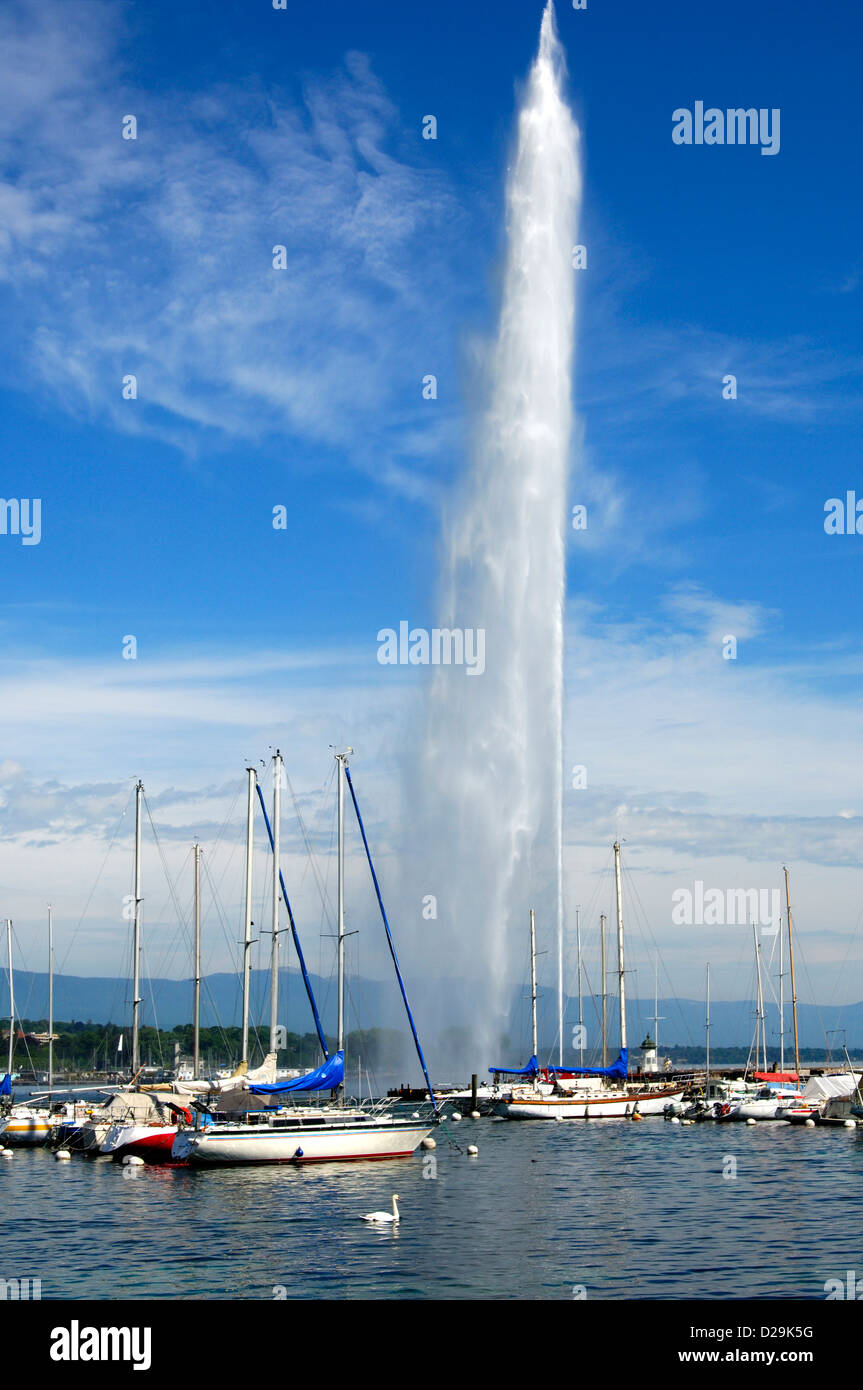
[362,1194,400,1225]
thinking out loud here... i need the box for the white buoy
[844,1119,857,1128]
[804,1118,816,1127]
[669,1116,680,1125]
[122,1154,145,1166]
[55,1149,71,1160]
[746,1117,757,1126]
[451,1112,461,1122]
[421,1136,436,1149]
[1,1149,13,1157]
[467,1144,478,1156]
[470,1111,481,1120]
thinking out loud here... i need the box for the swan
[362,1194,400,1225]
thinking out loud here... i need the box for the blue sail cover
[248,1050,345,1095]
[0,1073,10,1096]
[488,1055,539,1076]
[552,1049,628,1080]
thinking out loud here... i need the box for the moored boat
[177,751,438,1166]
[0,1106,52,1146]
[495,845,685,1121]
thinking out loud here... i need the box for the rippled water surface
[4,1117,861,1299]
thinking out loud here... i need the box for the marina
[0,0,860,1337]
[2,1105,863,1302]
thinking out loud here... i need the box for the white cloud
[0,1,465,498]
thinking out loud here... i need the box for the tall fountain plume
[417,2,580,1061]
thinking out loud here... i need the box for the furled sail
[488,1055,539,1076]
[249,1050,345,1094]
[173,1052,278,1096]
[552,1049,628,1080]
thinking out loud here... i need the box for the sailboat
[718,871,805,1121]
[495,843,685,1119]
[173,749,437,1165]
[70,782,225,1158]
[0,915,55,1146]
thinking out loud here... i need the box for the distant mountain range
[3,968,863,1056]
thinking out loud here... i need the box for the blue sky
[1,0,863,1035]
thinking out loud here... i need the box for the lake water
[3,1114,861,1300]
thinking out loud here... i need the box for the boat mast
[705,962,710,1100]
[241,766,256,1065]
[600,913,607,1066]
[613,842,627,1056]
[193,844,201,1078]
[778,897,785,1075]
[753,923,766,1072]
[131,779,143,1075]
[529,908,538,1062]
[335,750,352,1059]
[784,866,800,1080]
[557,902,563,1069]
[576,906,583,1067]
[6,918,13,1080]
[48,904,54,1094]
[650,955,664,1056]
[269,750,282,1055]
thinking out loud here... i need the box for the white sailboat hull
[173,1118,433,1165]
[721,1098,799,1122]
[498,1087,685,1119]
[0,1110,51,1145]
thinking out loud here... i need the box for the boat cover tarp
[802,1072,862,1102]
[0,1074,10,1096]
[488,1055,538,1076]
[249,1050,345,1094]
[552,1049,628,1080]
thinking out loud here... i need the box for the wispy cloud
[0,1,465,499]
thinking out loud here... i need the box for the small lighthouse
[640,1032,658,1075]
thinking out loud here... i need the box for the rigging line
[319,768,339,949]
[620,858,695,1049]
[143,794,193,943]
[199,854,246,1053]
[343,765,437,1111]
[148,844,195,985]
[138,939,164,1067]
[255,780,329,1059]
[200,852,240,983]
[794,933,827,1057]
[56,785,135,978]
[205,781,245,914]
[827,901,863,1035]
[284,761,337,923]
[7,921,40,1026]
